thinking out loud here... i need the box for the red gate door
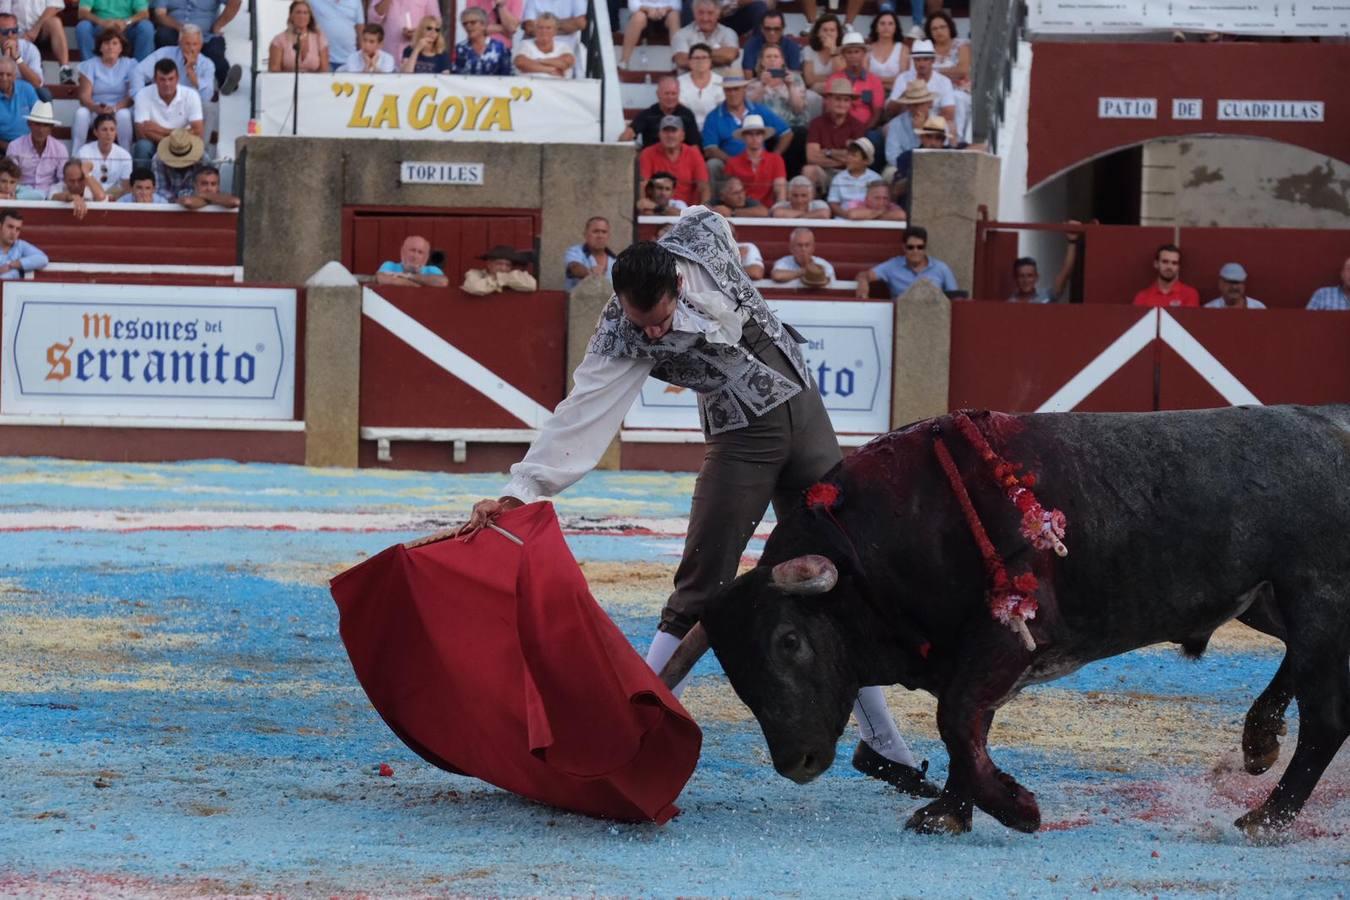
[342,208,540,288]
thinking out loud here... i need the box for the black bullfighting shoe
[852,742,942,798]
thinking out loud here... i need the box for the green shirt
[79,0,149,18]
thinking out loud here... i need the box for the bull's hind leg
[1235,633,1349,837]
[1242,657,1292,775]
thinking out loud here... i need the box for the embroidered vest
[587,210,812,435]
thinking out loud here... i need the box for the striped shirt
[1306,285,1350,311]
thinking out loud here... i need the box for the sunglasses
[905,243,926,250]
[0,28,18,35]
[426,25,441,31]
[761,25,782,31]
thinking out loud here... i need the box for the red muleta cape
[329,501,702,824]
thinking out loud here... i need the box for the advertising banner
[622,300,893,435]
[1,283,297,420]
[257,73,603,142]
[1028,0,1350,36]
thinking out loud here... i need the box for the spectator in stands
[452,9,511,75]
[925,10,969,140]
[177,163,237,209]
[78,0,155,62]
[0,56,39,150]
[639,116,709,206]
[152,0,242,93]
[671,0,737,72]
[514,12,574,78]
[1203,262,1264,309]
[77,113,133,196]
[854,224,956,299]
[461,0,523,51]
[883,40,954,132]
[462,245,537,295]
[304,0,362,72]
[132,58,203,168]
[1010,229,1079,302]
[376,234,449,287]
[368,0,440,61]
[727,220,764,278]
[1133,244,1199,308]
[838,32,882,131]
[521,0,585,61]
[563,215,615,290]
[803,76,867,194]
[882,79,931,175]
[139,24,215,102]
[746,46,813,130]
[801,14,842,93]
[117,165,167,202]
[1306,258,1350,311]
[0,208,46,278]
[850,180,905,221]
[0,13,45,91]
[342,23,397,72]
[637,171,688,215]
[771,174,829,219]
[48,159,107,219]
[400,15,450,72]
[620,76,698,147]
[866,10,905,93]
[725,114,785,208]
[740,11,800,78]
[826,137,880,217]
[268,0,329,72]
[14,0,73,82]
[701,77,790,184]
[619,0,679,70]
[6,101,66,193]
[0,157,41,198]
[677,43,722,130]
[771,227,836,285]
[710,175,766,218]
[73,29,136,150]
[151,127,205,198]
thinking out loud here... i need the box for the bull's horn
[658,622,709,690]
[771,554,838,595]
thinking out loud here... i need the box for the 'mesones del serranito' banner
[257,74,603,142]
[1,282,297,420]
[1028,0,1350,35]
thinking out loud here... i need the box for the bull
[660,405,1350,837]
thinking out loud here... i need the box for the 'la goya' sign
[258,74,602,143]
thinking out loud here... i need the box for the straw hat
[801,261,830,287]
[732,113,777,141]
[848,137,875,164]
[895,79,936,105]
[919,115,949,136]
[156,128,205,168]
[24,101,58,126]
[823,75,858,97]
[478,245,532,263]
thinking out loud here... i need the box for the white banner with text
[1,282,297,420]
[623,299,894,435]
[1028,0,1350,35]
[257,73,603,142]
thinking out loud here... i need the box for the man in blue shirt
[854,224,957,299]
[151,0,241,93]
[0,208,48,279]
[0,57,38,147]
[700,77,791,185]
[376,235,449,287]
[563,216,615,291]
[1306,257,1350,311]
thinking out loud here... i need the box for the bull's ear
[770,554,838,595]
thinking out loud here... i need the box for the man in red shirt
[1133,243,1200,308]
[723,114,786,208]
[802,75,869,195]
[639,116,711,208]
[839,32,883,129]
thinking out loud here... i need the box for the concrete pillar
[303,262,362,468]
[566,274,621,470]
[891,279,951,429]
[909,150,1002,293]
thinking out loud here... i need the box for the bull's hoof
[1234,808,1292,844]
[1242,720,1286,775]
[1243,745,1280,776]
[905,802,972,835]
[980,772,1041,833]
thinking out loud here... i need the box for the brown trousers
[658,323,841,637]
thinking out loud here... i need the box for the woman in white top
[677,42,723,129]
[619,0,679,69]
[76,113,133,197]
[72,29,136,151]
[801,14,843,92]
[866,11,906,92]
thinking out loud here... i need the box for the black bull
[660,405,1350,836]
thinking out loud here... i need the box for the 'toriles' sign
[399,162,485,185]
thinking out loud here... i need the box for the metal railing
[969,0,1025,154]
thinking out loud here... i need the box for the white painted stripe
[0,414,304,432]
[359,427,539,443]
[1158,311,1262,407]
[620,429,879,446]
[361,288,554,428]
[1035,311,1158,413]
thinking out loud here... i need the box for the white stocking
[852,685,917,767]
[644,630,691,699]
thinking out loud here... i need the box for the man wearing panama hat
[882,78,934,170]
[700,75,792,186]
[5,99,67,193]
[151,126,206,200]
[462,245,538,295]
[802,74,868,193]
[724,113,786,208]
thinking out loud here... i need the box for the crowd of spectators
[1125,244,1350,311]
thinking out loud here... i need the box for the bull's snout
[773,748,833,784]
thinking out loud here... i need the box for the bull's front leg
[908,638,1040,835]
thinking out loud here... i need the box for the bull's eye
[778,631,802,656]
